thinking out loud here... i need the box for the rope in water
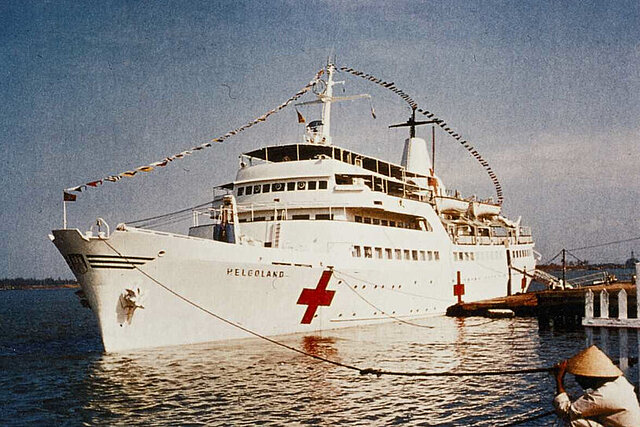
[100,237,552,378]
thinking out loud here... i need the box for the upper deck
[234,143,436,206]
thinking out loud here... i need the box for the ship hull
[51,226,533,352]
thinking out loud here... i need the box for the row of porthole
[453,273,508,283]
[512,249,533,258]
[353,246,441,262]
[237,180,329,196]
[353,284,403,290]
[333,308,432,318]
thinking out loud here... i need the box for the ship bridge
[242,143,432,184]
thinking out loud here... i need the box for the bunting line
[339,66,418,110]
[416,107,504,204]
[338,65,503,205]
[64,69,325,197]
[64,65,503,206]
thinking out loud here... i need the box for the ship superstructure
[51,64,536,352]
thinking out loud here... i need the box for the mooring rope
[333,269,502,329]
[99,237,553,378]
[126,199,214,228]
[333,270,435,329]
[339,65,504,205]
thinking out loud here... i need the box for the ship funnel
[401,137,432,175]
[390,109,437,176]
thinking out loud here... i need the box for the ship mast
[296,62,370,146]
[320,64,337,144]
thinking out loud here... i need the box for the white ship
[51,64,536,352]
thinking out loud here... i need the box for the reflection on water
[1,289,638,426]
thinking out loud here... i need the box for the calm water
[1,288,638,426]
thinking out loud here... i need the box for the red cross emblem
[297,270,335,324]
[453,271,465,304]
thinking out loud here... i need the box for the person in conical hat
[553,345,640,426]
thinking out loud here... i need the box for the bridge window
[287,182,296,191]
[375,247,383,259]
[308,181,317,190]
[253,185,261,194]
[272,182,284,192]
[419,251,426,261]
[246,186,253,195]
[404,250,410,260]
[297,181,307,190]
[318,180,328,190]
[385,248,392,259]
[353,246,361,257]
[262,184,271,193]
[237,187,244,196]
[412,250,418,261]
[292,214,310,220]
[395,249,402,260]
[355,215,363,223]
[315,214,333,220]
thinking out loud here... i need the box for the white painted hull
[51,226,533,352]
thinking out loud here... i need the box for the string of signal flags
[63,65,502,206]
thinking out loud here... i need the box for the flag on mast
[63,192,76,202]
[296,109,306,124]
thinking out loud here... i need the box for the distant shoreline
[0,283,80,291]
[537,264,632,272]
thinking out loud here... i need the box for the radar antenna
[389,107,438,138]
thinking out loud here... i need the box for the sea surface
[1,282,638,426]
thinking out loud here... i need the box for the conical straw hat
[566,345,623,377]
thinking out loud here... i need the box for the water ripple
[2,289,639,426]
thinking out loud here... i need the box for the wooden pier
[446,282,636,329]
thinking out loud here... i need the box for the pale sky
[1,0,638,278]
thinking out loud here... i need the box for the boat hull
[51,227,532,352]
